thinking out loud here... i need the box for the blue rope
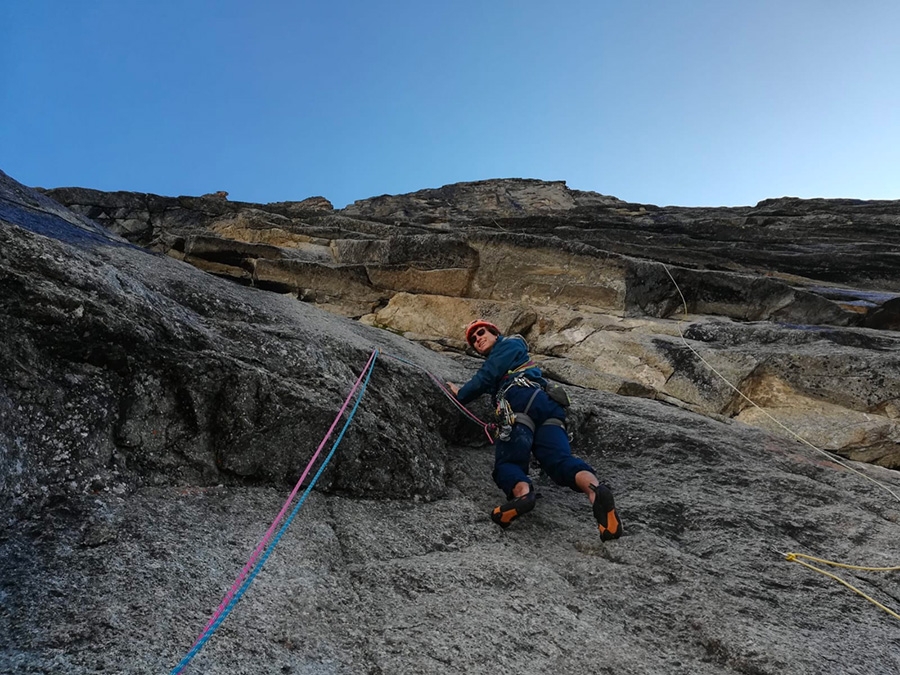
[170,349,379,674]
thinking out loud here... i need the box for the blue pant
[492,386,594,498]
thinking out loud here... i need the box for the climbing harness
[494,374,568,440]
[170,349,379,674]
[495,376,540,437]
[503,358,571,407]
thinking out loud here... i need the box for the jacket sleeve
[455,338,523,405]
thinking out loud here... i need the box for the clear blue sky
[2,1,899,208]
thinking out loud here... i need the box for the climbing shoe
[491,486,536,529]
[591,483,622,541]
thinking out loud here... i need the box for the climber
[447,320,622,540]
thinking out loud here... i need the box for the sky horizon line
[25,170,898,211]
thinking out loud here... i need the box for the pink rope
[402,364,495,438]
[430,373,489,423]
[379,351,496,443]
[428,374,496,443]
[190,350,378,647]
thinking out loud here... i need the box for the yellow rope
[783,552,900,621]
[662,266,900,621]
[662,265,900,504]
[785,552,900,572]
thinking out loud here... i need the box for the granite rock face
[2,170,899,674]
[43,178,900,467]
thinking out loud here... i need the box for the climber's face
[472,328,497,355]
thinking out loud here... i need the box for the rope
[662,265,900,504]
[381,351,496,443]
[185,349,377,650]
[784,551,900,572]
[781,551,900,621]
[662,266,900,622]
[170,349,379,674]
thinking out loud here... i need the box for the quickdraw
[493,375,568,440]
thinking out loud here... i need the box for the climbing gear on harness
[493,376,567,437]
[492,376,539,437]
[505,358,538,377]
[500,343,569,409]
[495,397,515,441]
[491,484,537,528]
[591,483,622,541]
[465,319,500,346]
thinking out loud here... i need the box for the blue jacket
[456,335,543,405]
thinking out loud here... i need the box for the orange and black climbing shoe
[491,485,536,529]
[591,483,622,541]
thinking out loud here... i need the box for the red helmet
[465,319,500,346]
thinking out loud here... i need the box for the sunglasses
[469,327,489,345]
